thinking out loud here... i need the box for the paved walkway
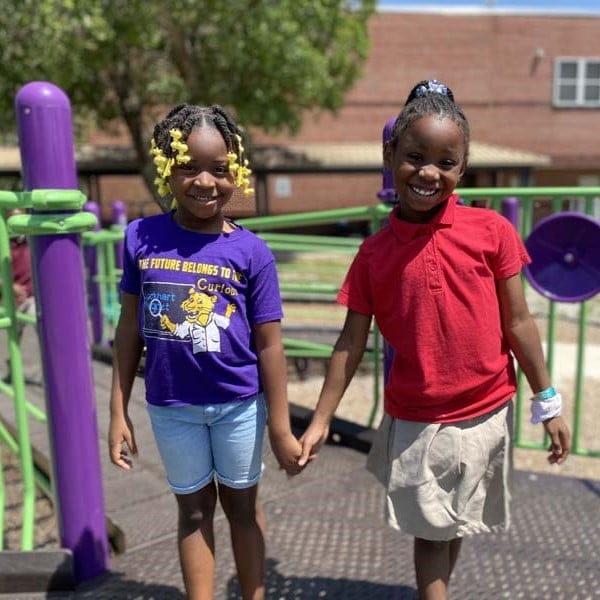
[1,330,599,599]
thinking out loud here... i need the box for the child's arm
[497,274,571,464]
[298,309,372,466]
[109,293,144,470]
[12,282,29,306]
[253,319,302,475]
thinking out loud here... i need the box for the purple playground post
[377,116,398,382]
[376,116,397,204]
[111,199,127,228]
[84,201,103,345]
[501,196,520,230]
[15,82,109,581]
[111,199,127,271]
[111,200,127,330]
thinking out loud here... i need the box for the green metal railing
[0,212,36,550]
[0,189,94,550]
[82,227,124,346]
[1,186,599,550]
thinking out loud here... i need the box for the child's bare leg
[448,538,462,579]
[219,484,265,600]
[414,537,462,600]
[175,481,218,600]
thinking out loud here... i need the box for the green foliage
[0,0,376,197]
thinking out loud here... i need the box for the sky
[378,0,600,13]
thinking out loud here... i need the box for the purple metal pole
[501,196,520,231]
[111,200,127,272]
[15,82,109,581]
[376,116,397,204]
[377,116,399,382]
[84,201,103,346]
[111,199,127,227]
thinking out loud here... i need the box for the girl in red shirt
[298,80,570,600]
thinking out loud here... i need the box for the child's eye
[439,160,458,170]
[406,153,423,163]
[215,165,229,175]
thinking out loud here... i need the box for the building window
[553,58,600,107]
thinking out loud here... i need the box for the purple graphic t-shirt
[120,212,283,407]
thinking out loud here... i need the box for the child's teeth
[414,187,435,196]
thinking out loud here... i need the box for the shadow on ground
[225,559,415,600]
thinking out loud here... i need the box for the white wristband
[530,392,562,424]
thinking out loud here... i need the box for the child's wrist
[268,422,292,438]
[533,386,556,401]
[311,411,333,428]
[530,387,562,424]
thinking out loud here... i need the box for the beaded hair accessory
[414,80,449,98]
[227,134,255,197]
[149,128,191,200]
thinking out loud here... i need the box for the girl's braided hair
[150,104,253,209]
[387,80,471,161]
[152,104,241,159]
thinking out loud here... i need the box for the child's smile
[187,193,222,212]
[410,186,438,197]
[407,185,444,205]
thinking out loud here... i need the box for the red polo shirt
[337,196,530,423]
[10,238,33,298]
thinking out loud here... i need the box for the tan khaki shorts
[367,402,513,541]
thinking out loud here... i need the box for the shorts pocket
[388,421,440,488]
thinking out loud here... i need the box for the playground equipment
[523,211,600,303]
[2,81,109,583]
[83,201,103,346]
[376,116,396,204]
[111,200,127,291]
[376,117,398,383]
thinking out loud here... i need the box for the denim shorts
[147,394,267,495]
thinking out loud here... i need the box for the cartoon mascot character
[160,288,236,353]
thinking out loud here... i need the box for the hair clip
[415,80,449,98]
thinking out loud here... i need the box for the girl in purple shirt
[109,104,301,600]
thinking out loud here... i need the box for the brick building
[2,6,599,221]
[249,6,600,216]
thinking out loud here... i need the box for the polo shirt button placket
[426,235,443,292]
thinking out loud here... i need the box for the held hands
[269,417,330,475]
[298,419,330,468]
[108,413,138,470]
[542,415,571,464]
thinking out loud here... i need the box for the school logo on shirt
[142,282,235,353]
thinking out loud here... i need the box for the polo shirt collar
[389,193,459,242]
